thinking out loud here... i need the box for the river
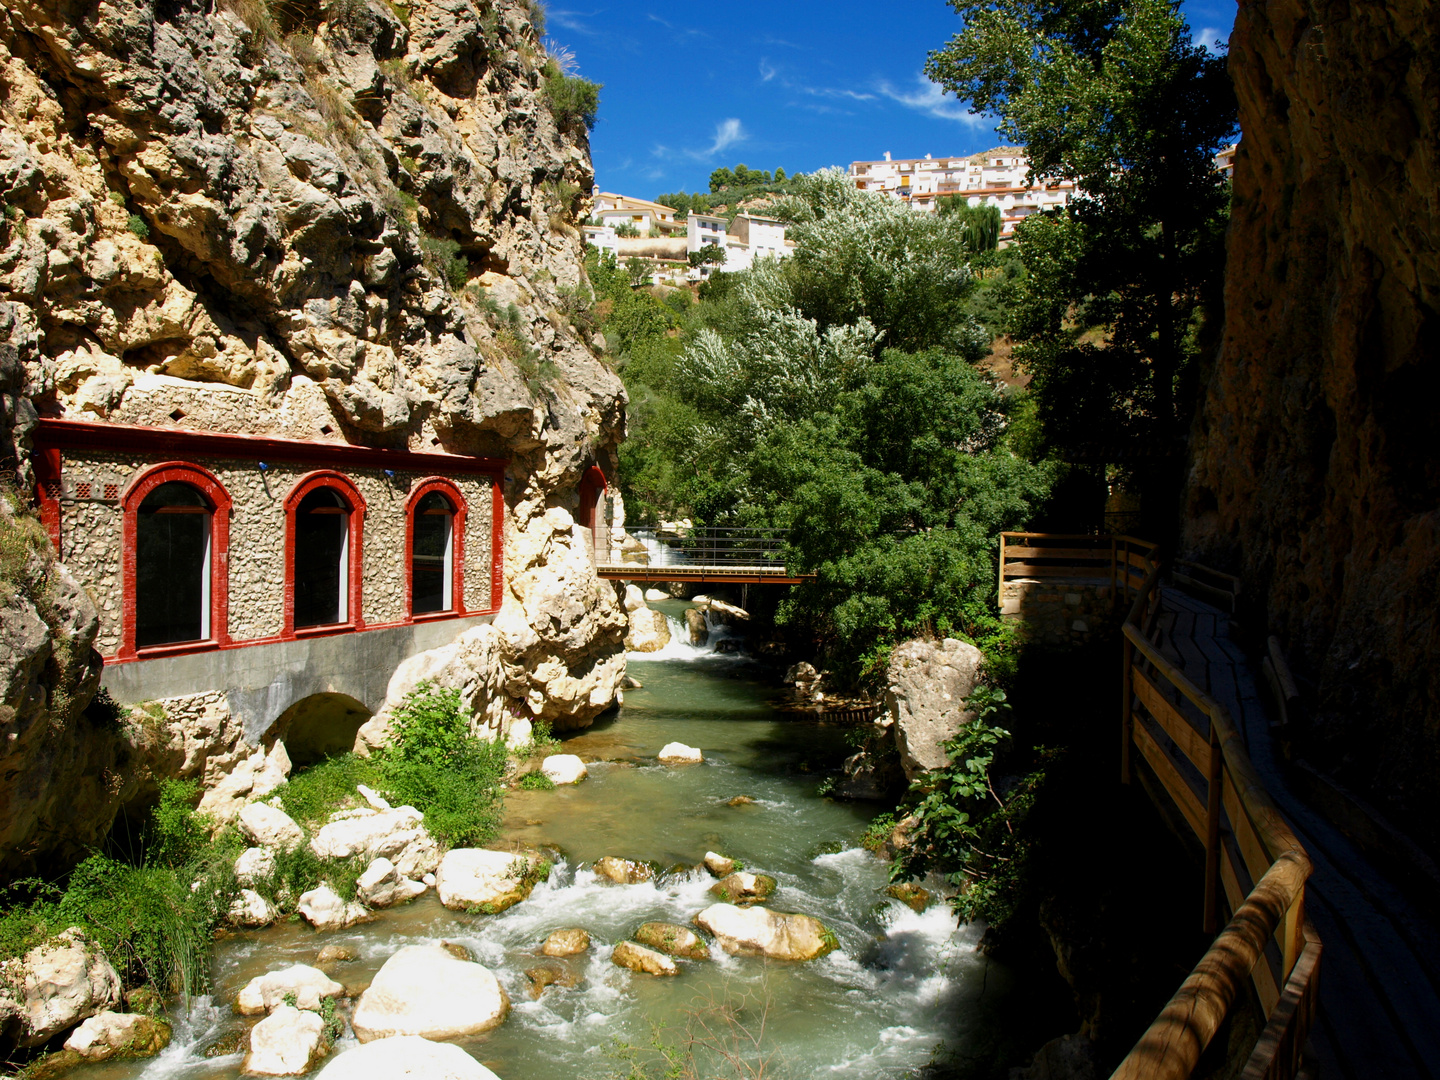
[93,608,1011,1080]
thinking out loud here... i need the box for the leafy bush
[126,213,150,240]
[517,771,555,791]
[278,753,381,827]
[543,62,601,133]
[144,780,213,868]
[377,682,507,847]
[420,235,468,289]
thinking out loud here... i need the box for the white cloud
[877,76,992,128]
[759,58,777,82]
[1192,26,1227,51]
[548,9,600,35]
[698,118,746,157]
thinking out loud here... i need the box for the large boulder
[297,884,370,931]
[316,1035,501,1079]
[685,608,708,647]
[234,846,277,887]
[592,856,653,885]
[435,849,545,913]
[541,754,588,784]
[611,941,678,976]
[356,858,427,909]
[229,888,280,928]
[658,742,703,764]
[237,965,344,1015]
[885,638,985,779]
[703,852,736,877]
[309,807,427,862]
[694,904,838,961]
[63,1010,171,1061]
[541,928,591,957]
[708,872,776,906]
[238,803,305,851]
[0,928,122,1047]
[242,1005,326,1076]
[351,945,509,1042]
[634,922,710,960]
[625,605,671,652]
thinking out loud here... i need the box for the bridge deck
[595,563,809,584]
[1149,586,1440,1080]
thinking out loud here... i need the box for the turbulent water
[94,606,1008,1080]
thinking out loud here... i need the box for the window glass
[412,490,454,614]
[295,487,349,628]
[136,482,210,648]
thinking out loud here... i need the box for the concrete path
[1149,587,1440,1079]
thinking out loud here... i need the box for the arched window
[136,482,212,647]
[120,462,231,659]
[406,478,467,619]
[284,472,365,637]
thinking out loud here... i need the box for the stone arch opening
[273,693,373,767]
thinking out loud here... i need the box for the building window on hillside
[294,487,351,628]
[411,491,455,614]
[136,481,212,647]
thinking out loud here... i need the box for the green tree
[709,167,735,192]
[687,243,726,268]
[774,167,787,181]
[927,0,1235,525]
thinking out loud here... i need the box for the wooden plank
[1124,624,1215,714]
[1133,668,1211,774]
[1220,837,1248,918]
[1240,928,1322,1080]
[1224,768,1279,889]
[1003,546,1114,562]
[1126,549,1155,570]
[1002,563,1112,579]
[1133,718,1207,841]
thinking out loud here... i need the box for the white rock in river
[63,1010,171,1060]
[238,803,305,851]
[351,945,509,1042]
[694,904,837,961]
[0,928,122,1047]
[644,588,670,602]
[229,888,279,928]
[435,849,545,913]
[611,940,678,976]
[242,1005,326,1076]
[625,605,671,652]
[234,846,276,886]
[297,884,370,931]
[356,857,427,908]
[309,806,426,861]
[622,583,645,612]
[658,742,703,764]
[703,851,736,877]
[316,1034,501,1079]
[393,834,442,879]
[237,964,344,1015]
[540,754,587,784]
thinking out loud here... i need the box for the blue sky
[548,1,1238,200]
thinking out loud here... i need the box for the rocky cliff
[1184,1,1438,849]
[0,0,627,869]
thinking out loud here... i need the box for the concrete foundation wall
[1001,578,1117,647]
[101,613,495,744]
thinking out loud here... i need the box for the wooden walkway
[1150,587,1440,1079]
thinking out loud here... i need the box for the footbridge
[592,527,811,584]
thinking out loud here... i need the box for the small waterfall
[628,606,743,662]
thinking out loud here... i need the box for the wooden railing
[1114,555,1321,1080]
[997,534,1321,1078]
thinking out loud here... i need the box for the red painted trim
[577,465,607,531]
[404,477,468,618]
[33,446,62,551]
[282,471,367,639]
[32,417,507,476]
[118,462,233,660]
[490,474,505,614]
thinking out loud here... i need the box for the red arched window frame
[283,471,366,639]
[119,462,232,660]
[405,477,468,620]
[577,465,607,532]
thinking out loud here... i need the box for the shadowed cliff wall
[1184,0,1439,848]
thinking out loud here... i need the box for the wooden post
[997,533,1006,604]
[1121,637,1134,784]
[1204,717,1223,935]
[1281,892,1304,981]
[1110,535,1118,611]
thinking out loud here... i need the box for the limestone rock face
[435,848,544,912]
[1184,0,1440,851]
[886,638,985,780]
[316,1034,501,1079]
[694,904,837,962]
[611,940,679,976]
[237,965,345,1015]
[351,945,509,1042]
[242,1005,326,1077]
[0,928,122,1047]
[62,1010,171,1061]
[0,0,629,868]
